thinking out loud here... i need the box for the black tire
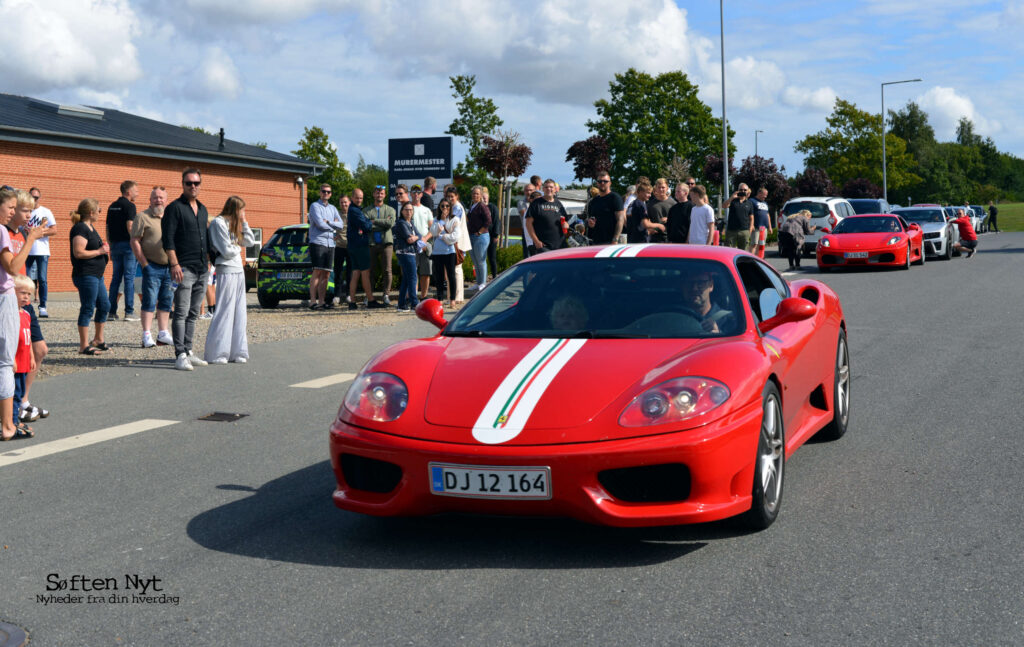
[900,244,911,270]
[914,243,926,266]
[257,291,279,309]
[942,235,952,260]
[741,382,785,531]
[817,330,850,441]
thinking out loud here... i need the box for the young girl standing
[204,196,255,364]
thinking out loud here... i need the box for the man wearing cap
[409,185,433,300]
[367,185,396,306]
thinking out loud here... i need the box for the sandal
[92,341,111,351]
[79,346,103,355]
[1,426,33,441]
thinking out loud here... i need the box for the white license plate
[277,271,302,279]
[844,252,869,259]
[429,463,552,500]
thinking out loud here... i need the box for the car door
[736,257,819,434]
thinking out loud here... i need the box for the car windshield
[893,209,944,223]
[783,202,829,218]
[444,258,744,339]
[848,200,882,214]
[832,217,901,233]
[266,228,308,246]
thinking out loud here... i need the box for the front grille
[340,453,403,493]
[878,253,895,263]
[598,463,691,503]
[923,232,940,239]
[821,255,840,264]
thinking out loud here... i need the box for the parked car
[970,205,988,232]
[256,224,333,308]
[330,244,850,530]
[891,207,961,259]
[847,198,892,214]
[817,214,924,271]
[779,197,856,256]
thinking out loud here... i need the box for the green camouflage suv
[257,224,333,308]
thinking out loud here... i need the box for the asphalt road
[2,233,1022,646]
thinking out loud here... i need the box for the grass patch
[992,203,1024,231]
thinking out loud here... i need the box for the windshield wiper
[444,329,491,337]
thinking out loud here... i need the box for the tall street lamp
[720,0,729,209]
[881,78,921,202]
[755,129,764,158]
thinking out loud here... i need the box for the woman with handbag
[429,200,459,307]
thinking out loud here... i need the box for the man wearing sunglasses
[367,185,395,307]
[162,168,210,371]
[307,183,344,310]
[584,171,625,245]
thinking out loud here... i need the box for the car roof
[519,244,757,264]
[844,213,896,218]
[783,196,848,203]
[892,206,939,210]
[274,224,309,231]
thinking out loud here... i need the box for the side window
[736,259,787,323]
[897,216,910,231]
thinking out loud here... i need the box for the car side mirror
[908,223,920,230]
[416,299,448,330]
[758,297,816,334]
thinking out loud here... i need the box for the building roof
[0,93,319,175]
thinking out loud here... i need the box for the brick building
[0,93,318,293]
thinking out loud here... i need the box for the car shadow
[185,461,736,570]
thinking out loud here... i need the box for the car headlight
[887,236,901,245]
[819,238,831,247]
[619,377,730,427]
[343,372,408,421]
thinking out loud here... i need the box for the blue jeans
[25,255,48,307]
[396,253,418,310]
[470,232,490,288]
[141,263,174,313]
[72,274,110,328]
[108,241,137,315]
[13,372,25,426]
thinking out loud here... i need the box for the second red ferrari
[817,214,925,271]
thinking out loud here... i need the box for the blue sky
[2,0,1019,186]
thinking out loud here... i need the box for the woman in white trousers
[204,196,255,364]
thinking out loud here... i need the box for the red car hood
[421,337,706,444]
[828,232,901,248]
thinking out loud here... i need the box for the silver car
[780,197,857,256]
[892,207,960,259]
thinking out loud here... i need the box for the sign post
[387,137,453,210]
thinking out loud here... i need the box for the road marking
[290,372,357,389]
[0,419,178,469]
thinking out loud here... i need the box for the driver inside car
[549,295,589,330]
[681,271,733,334]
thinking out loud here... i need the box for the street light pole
[881,78,921,202]
[755,129,764,158]
[719,0,729,211]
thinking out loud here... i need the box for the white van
[779,197,856,256]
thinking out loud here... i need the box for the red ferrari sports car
[330,245,850,530]
[816,213,925,271]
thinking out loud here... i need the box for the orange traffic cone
[755,226,767,258]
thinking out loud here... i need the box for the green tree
[446,74,503,181]
[586,69,731,190]
[888,101,936,161]
[794,98,920,192]
[353,155,389,198]
[181,125,212,135]
[292,126,355,207]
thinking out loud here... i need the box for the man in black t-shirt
[585,171,625,244]
[644,178,676,243]
[525,179,568,253]
[723,183,754,249]
[107,180,138,320]
[666,183,693,243]
[988,201,1000,233]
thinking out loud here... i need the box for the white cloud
[782,86,838,112]
[0,0,141,92]
[201,47,242,100]
[916,86,1000,138]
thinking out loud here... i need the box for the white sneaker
[175,353,193,371]
[382,295,391,305]
[38,306,48,318]
[210,357,228,364]
[187,350,208,366]
[156,330,173,346]
[199,312,213,320]
[333,297,341,306]
[230,357,248,364]
[142,332,156,348]
[124,314,141,322]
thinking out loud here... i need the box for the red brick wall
[0,142,305,293]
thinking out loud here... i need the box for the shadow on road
[186,461,739,570]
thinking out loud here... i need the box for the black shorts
[24,305,43,342]
[960,239,978,250]
[349,246,371,271]
[309,243,334,271]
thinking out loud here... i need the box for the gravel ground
[32,291,457,378]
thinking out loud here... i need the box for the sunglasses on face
[184,181,201,187]
[596,179,610,184]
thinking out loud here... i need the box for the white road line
[289,372,357,389]
[0,419,179,469]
